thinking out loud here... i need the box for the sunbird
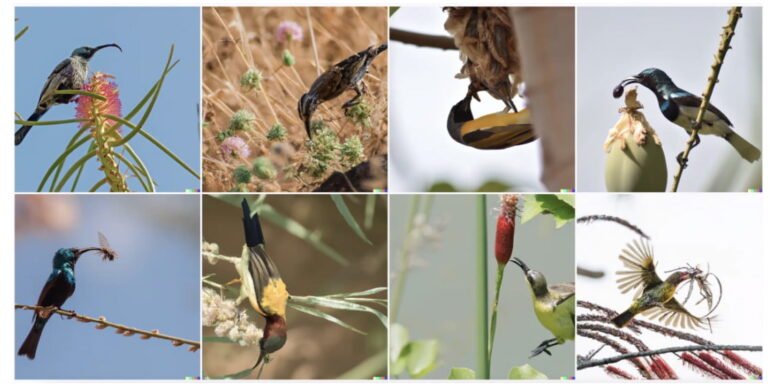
[511,257,575,358]
[298,43,387,139]
[447,94,536,150]
[19,246,114,359]
[614,68,761,162]
[611,239,706,329]
[241,199,289,373]
[16,43,122,146]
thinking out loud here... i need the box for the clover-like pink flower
[220,136,251,159]
[276,21,303,44]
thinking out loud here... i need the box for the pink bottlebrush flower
[75,72,122,131]
[220,136,251,159]
[275,21,303,43]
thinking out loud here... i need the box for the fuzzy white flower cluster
[202,288,262,346]
[202,241,220,264]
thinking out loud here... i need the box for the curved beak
[94,43,122,54]
[618,75,640,88]
[73,247,103,258]
[511,257,530,273]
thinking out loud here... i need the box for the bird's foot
[691,133,701,148]
[677,152,689,168]
[529,338,560,358]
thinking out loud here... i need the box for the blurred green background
[202,194,387,379]
[390,194,575,379]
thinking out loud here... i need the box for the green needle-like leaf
[331,195,372,245]
[288,303,365,335]
[289,295,387,328]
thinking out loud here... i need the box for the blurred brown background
[202,195,387,379]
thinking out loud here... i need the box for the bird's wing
[642,298,708,330]
[247,244,283,315]
[549,282,575,307]
[37,58,72,104]
[670,91,733,127]
[616,239,663,294]
[308,68,346,102]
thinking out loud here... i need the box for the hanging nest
[444,7,521,109]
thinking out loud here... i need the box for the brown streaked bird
[611,239,709,329]
[298,43,388,139]
[444,7,521,112]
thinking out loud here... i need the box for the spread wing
[617,239,663,295]
[642,298,709,330]
[38,58,72,105]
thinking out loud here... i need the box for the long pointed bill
[618,76,640,88]
[511,257,530,273]
[74,247,103,258]
[94,43,123,53]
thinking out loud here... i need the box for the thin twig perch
[671,7,742,192]
[578,344,761,370]
[389,28,457,50]
[16,304,200,351]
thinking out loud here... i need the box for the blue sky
[15,195,200,379]
[15,7,201,192]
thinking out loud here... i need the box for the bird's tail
[726,131,761,162]
[611,309,636,328]
[18,317,49,359]
[15,109,48,146]
[241,199,265,248]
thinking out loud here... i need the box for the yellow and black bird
[611,239,706,329]
[447,95,536,150]
[511,257,575,357]
[241,199,289,372]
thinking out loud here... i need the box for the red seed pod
[494,195,518,266]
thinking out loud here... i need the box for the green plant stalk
[476,195,490,379]
[93,118,128,192]
[390,195,421,322]
[69,142,96,192]
[488,263,505,366]
[46,125,90,191]
[54,150,97,192]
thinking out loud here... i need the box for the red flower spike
[76,72,122,132]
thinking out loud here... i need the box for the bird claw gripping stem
[298,43,387,139]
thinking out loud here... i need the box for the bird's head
[71,44,123,60]
[665,270,694,286]
[298,93,318,130]
[54,246,112,268]
[511,257,548,297]
[617,68,673,91]
[254,315,288,369]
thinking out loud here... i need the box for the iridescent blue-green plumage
[616,67,761,162]
[15,43,122,146]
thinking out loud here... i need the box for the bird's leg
[691,133,701,148]
[530,338,561,358]
[507,98,518,113]
[676,152,689,169]
[343,81,365,109]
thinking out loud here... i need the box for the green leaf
[389,323,410,375]
[288,303,365,335]
[15,25,29,41]
[520,195,575,228]
[449,367,476,379]
[508,364,548,380]
[331,195,372,245]
[289,295,387,328]
[405,340,439,378]
[325,287,387,298]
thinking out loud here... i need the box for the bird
[510,257,575,358]
[16,43,122,146]
[447,94,536,150]
[297,43,387,139]
[241,199,289,375]
[615,68,761,163]
[611,239,707,329]
[18,246,112,359]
